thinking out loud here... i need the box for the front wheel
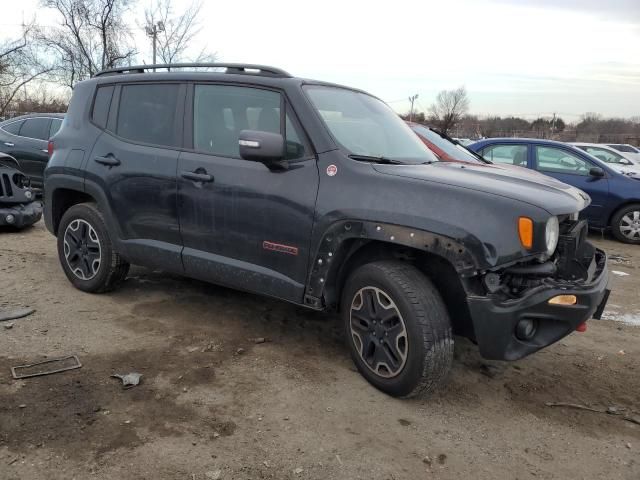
[341,261,453,398]
[611,203,640,244]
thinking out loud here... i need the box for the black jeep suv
[44,63,610,397]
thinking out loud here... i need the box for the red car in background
[407,122,484,163]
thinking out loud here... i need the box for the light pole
[408,94,419,122]
[145,21,165,65]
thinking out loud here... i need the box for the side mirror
[589,167,605,178]
[620,158,632,165]
[239,130,284,163]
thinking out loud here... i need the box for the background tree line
[0,0,215,118]
[402,86,640,142]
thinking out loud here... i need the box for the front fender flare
[303,220,481,308]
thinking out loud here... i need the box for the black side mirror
[239,130,284,163]
[589,167,605,178]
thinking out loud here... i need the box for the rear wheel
[611,204,640,244]
[57,203,129,292]
[341,261,453,398]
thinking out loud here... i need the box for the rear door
[532,145,609,224]
[10,117,52,185]
[86,82,185,272]
[177,83,319,302]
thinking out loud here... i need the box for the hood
[373,161,590,215]
[607,163,640,176]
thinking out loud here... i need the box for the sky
[2,0,639,121]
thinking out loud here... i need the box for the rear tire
[341,260,453,398]
[57,202,129,293]
[611,203,640,244]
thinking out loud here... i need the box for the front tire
[57,203,129,293]
[611,203,640,244]
[341,261,453,398]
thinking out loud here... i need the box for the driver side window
[535,146,591,175]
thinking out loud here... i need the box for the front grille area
[0,173,14,198]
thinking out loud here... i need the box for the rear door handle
[94,155,121,167]
[4,142,14,147]
[181,170,214,183]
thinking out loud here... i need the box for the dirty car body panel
[44,66,609,366]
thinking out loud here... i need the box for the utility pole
[145,21,165,65]
[408,94,419,122]
[551,112,557,137]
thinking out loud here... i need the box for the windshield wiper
[348,154,406,165]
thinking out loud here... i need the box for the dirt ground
[1,221,639,480]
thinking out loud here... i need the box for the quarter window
[19,118,51,140]
[481,144,528,166]
[193,85,307,160]
[535,146,592,175]
[117,84,180,147]
[92,86,115,129]
[49,118,63,138]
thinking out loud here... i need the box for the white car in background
[570,142,640,176]
[607,143,640,162]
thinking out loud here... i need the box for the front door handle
[181,170,214,183]
[94,155,121,167]
[40,149,49,153]
[4,142,14,147]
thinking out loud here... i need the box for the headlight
[545,216,559,256]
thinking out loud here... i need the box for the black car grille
[0,173,14,198]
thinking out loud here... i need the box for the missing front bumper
[467,248,609,361]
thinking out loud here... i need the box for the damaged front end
[0,159,42,229]
[467,218,610,361]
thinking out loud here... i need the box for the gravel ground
[1,221,639,480]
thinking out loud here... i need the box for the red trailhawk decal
[262,241,299,256]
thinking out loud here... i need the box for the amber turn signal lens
[518,217,534,249]
[548,295,578,306]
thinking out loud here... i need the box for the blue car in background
[468,138,640,244]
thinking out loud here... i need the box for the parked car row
[0,113,65,188]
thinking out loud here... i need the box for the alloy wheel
[620,210,640,241]
[63,219,102,280]
[350,286,408,378]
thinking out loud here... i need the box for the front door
[532,145,609,225]
[178,83,319,302]
[86,82,185,272]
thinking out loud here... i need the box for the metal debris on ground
[11,355,82,379]
[611,270,630,277]
[545,402,640,426]
[111,372,143,388]
[250,337,267,344]
[4,322,14,329]
[0,307,35,323]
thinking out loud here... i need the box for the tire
[611,203,640,244]
[57,202,129,293]
[341,260,453,398]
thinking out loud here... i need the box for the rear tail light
[47,140,54,157]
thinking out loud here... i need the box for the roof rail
[94,63,292,78]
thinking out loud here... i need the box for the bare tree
[428,86,470,134]
[144,0,217,64]
[38,0,136,87]
[0,24,55,116]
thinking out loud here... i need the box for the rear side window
[92,86,114,129]
[49,118,63,138]
[116,84,180,147]
[481,144,528,166]
[2,120,24,135]
[19,118,51,140]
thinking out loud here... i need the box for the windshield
[304,86,439,164]
[608,144,639,154]
[410,124,484,163]
[578,145,632,165]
